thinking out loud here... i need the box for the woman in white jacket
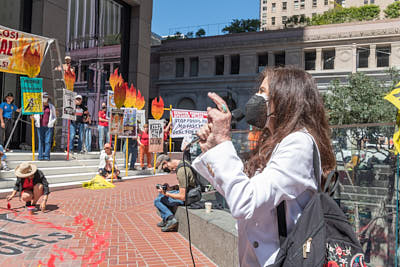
[193,67,336,266]
[32,92,57,160]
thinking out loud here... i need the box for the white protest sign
[149,119,164,153]
[136,109,146,132]
[120,108,137,138]
[171,109,208,138]
[62,89,76,120]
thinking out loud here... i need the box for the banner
[137,109,146,132]
[171,109,208,138]
[62,89,76,120]
[109,109,124,135]
[384,82,400,110]
[0,25,51,78]
[149,119,164,153]
[20,77,43,115]
[120,108,137,138]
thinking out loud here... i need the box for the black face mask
[245,94,271,129]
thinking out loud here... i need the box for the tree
[195,28,206,38]
[384,2,400,18]
[222,19,260,34]
[186,31,194,38]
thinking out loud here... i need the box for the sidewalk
[0,174,216,267]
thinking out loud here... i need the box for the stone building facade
[151,19,400,129]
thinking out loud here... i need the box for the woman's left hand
[40,201,46,212]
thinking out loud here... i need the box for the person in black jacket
[6,163,50,211]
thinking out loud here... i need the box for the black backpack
[270,142,366,267]
[177,161,202,205]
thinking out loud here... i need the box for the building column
[78,62,82,82]
[352,43,357,73]
[224,55,230,75]
[184,57,190,77]
[268,51,275,67]
[389,42,400,67]
[82,0,87,47]
[369,44,376,69]
[316,48,322,71]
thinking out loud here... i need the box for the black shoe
[117,176,122,180]
[25,201,32,207]
[129,167,136,170]
[157,220,166,227]
[161,217,178,232]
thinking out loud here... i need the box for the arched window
[177,97,196,110]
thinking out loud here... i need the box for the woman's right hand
[1,122,5,129]
[6,194,13,201]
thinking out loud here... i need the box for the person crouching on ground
[153,154,196,232]
[98,143,121,179]
[7,163,50,211]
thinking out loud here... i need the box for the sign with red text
[0,25,51,77]
[171,109,208,138]
[149,119,164,152]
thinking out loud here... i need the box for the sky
[151,0,260,37]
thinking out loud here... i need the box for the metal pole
[125,138,128,176]
[111,134,117,183]
[67,120,71,160]
[395,153,399,267]
[4,112,22,150]
[31,117,35,161]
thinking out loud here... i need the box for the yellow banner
[384,82,400,110]
[0,25,51,77]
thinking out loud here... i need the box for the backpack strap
[177,161,199,187]
[323,170,339,196]
[276,139,321,245]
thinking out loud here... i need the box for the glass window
[258,53,268,72]
[263,6,267,10]
[304,51,316,70]
[283,2,287,10]
[324,0,328,5]
[190,57,199,77]
[263,0,267,3]
[301,0,305,9]
[230,55,240,75]
[323,50,335,70]
[312,13,317,17]
[282,16,287,24]
[294,0,299,9]
[272,3,276,12]
[272,17,276,25]
[357,47,369,68]
[215,55,224,75]
[81,64,88,82]
[275,51,285,67]
[376,46,390,67]
[175,58,184,77]
[370,0,374,3]
[313,0,317,7]
[363,0,368,4]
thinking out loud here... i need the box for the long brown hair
[244,67,336,185]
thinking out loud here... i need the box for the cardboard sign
[120,108,137,138]
[20,77,43,115]
[171,109,208,138]
[107,90,116,117]
[62,89,76,120]
[136,109,146,132]
[0,26,51,78]
[149,119,164,153]
[109,109,124,135]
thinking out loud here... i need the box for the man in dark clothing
[154,154,197,232]
[7,163,50,211]
[69,95,88,153]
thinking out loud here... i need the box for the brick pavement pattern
[0,175,217,267]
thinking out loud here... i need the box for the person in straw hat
[6,163,50,211]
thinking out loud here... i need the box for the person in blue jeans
[0,145,9,170]
[123,137,138,170]
[97,102,109,150]
[0,92,21,148]
[32,92,57,161]
[154,154,197,232]
[84,113,92,152]
[69,95,88,153]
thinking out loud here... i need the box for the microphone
[185,109,245,148]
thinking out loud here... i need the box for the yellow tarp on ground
[82,175,115,190]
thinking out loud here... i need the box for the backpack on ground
[270,141,366,267]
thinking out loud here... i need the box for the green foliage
[222,19,260,34]
[384,2,400,18]
[285,14,310,27]
[324,71,400,125]
[195,28,206,38]
[308,5,380,26]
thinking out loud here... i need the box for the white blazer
[192,130,322,267]
[33,103,57,128]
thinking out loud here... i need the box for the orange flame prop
[124,84,137,108]
[136,90,145,110]
[109,68,123,91]
[23,45,41,78]
[114,82,127,109]
[151,96,164,120]
[64,67,76,91]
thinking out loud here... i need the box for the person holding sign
[0,93,21,148]
[138,124,152,170]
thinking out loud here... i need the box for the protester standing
[84,112,92,152]
[124,137,138,170]
[0,93,21,148]
[138,123,152,170]
[193,67,336,266]
[69,95,88,153]
[32,92,56,161]
[98,102,109,150]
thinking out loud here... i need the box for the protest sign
[109,109,124,135]
[149,119,164,153]
[0,25,51,78]
[136,109,146,131]
[120,108,137,138]
[20,77,43,115]
[171,109,208,138]
[62,89,76,120]
[107,90,116,117]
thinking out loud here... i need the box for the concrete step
[5,151,126,161]
[6,159,127,169]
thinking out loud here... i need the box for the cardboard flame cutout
[109,68,123,91]
[151,96,164,120]
[23,45,41,78]
[136,90,145,110]
[114,82,127,109]
[64,67,76,91]
[124,84,137,108]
